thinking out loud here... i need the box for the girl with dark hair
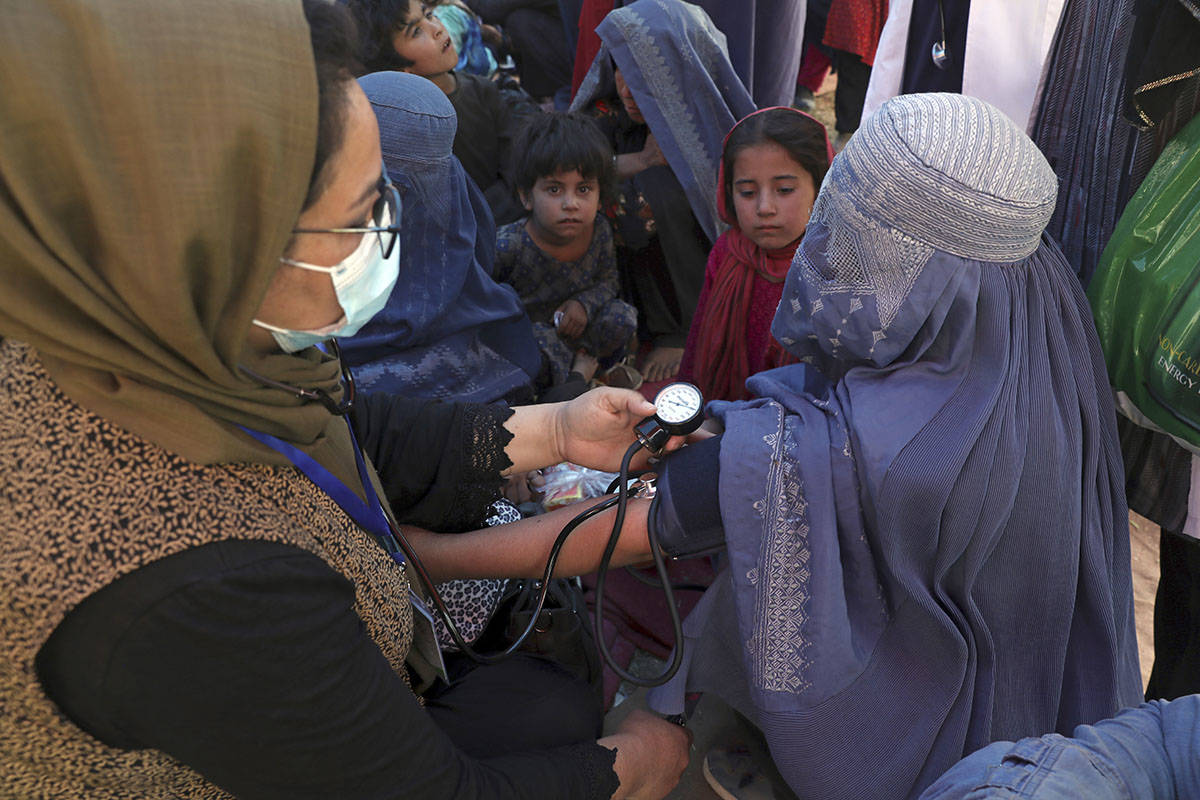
[678,107,832,401]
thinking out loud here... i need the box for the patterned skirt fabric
[431,499,521,649]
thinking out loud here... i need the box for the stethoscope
[400,380,707,688]
[242,349,708,688]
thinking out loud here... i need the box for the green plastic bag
[1089,111,1200,452]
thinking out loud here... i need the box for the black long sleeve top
[35,392,620,799]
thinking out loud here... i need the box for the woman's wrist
[598,733,639,800]
[501,402,566,475]
[597,710,691,799]
[550,401,569,467]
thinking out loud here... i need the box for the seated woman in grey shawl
[644,93,1143,800]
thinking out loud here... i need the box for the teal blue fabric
[433,4,498,77]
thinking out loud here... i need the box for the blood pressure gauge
[634,382,705,455]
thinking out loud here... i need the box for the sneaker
[702,746,781,800]
[601,363,643,390]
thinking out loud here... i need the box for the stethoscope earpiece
[931,40,949,70]
[932,0,949,70]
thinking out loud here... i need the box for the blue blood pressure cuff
[648,434,725,559]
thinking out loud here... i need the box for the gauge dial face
[653,382,703,425]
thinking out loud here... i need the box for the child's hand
[555,300,588,338]
[639,133,667,171]
[501,471,544,505]
[571,350,600,382]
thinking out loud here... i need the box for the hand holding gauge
[382,382,707,679]
[595,380,706,689]
[634,382,705,455]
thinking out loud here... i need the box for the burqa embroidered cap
[774,93,1059,369]
[834,92,1057,261]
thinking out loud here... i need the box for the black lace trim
[452,403,515,528]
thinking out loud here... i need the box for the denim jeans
[920,697,1200,799]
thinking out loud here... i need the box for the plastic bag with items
[539,462,618,510]
[1089,110,1200,453]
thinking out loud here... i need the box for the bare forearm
[614,152,647,181]
[407,498,651,583]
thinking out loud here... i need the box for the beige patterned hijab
[0,0,362,484]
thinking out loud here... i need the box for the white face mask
[253,206,400,353]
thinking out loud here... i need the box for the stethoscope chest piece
[931,40,949,69]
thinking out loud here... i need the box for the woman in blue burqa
[570,0,755,382]
[339,71,544,405]
[648,93,1143,799]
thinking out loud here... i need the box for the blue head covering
[569,0,756,244]
[340,71,541,403]
[651,94,1141,800]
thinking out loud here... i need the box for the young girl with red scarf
[678,107,833,401]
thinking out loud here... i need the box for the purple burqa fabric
[650,93,1142,800]
[694,0,806,109]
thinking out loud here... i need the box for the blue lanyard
[238,419,407,567]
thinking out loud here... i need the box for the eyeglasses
[292,162,402,258]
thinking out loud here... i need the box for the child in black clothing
[494,113,639,387]
[347,0,539,225]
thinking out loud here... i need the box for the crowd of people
[3,0,1200,799]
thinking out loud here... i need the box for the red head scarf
[692,106,833,401]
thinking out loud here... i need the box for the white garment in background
[862,0,1066,133]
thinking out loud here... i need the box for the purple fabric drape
[693,0,806,109]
